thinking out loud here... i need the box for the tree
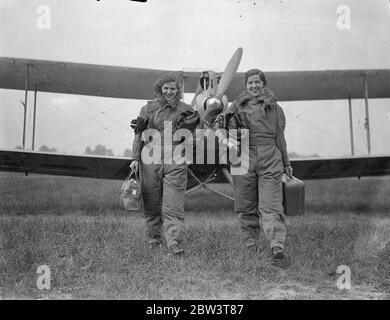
[39,145,57,153]
[84,144,114,156]
[85,146,92,155]
[123,148,132,157]
[288,151,320,158]
[94,144,107,156]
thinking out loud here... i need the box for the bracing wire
[297,116,368,156]
[286,100,327,127]
[32,64,129,130]
[283,104,368,156]
[31,65,132,145]
[63,113,134,151]
[38,99,131,145]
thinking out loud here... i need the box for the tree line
[14,144,318,159]
[14,144,132,157]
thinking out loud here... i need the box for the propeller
[215,47,243,100]
[192,47,243,124]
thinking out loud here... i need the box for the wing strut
[186,166,234,201]
[363,74,371,155]
[22,63,30,150]
[32,84,38,151]
[348,93,354,156]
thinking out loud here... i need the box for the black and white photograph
[0,0,389,303]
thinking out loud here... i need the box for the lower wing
[1,149,390,182]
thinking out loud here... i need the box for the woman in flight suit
[130,74,199,255]
[223,69,293,260]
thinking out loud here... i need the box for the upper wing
[225,69,390,101]
[1,57,389,101]
[0,57,199,100]
[1,150,390,181]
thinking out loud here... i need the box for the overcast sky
[1,0,389,157]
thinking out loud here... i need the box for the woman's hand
[129,160,139,173]
[284,165,293,178]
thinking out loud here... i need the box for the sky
[1,0,389,157]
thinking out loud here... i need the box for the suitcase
[282,174,305,216]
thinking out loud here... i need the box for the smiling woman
[153,75,182,107]
[129,74,200,255]
[220,68,293,260]
[161,82,178,103]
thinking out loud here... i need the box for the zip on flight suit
[225,88,290,249]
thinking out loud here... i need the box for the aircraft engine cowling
[202,97,223,124]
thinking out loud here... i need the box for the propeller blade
[194,92,208,117]
[215,47,243,99]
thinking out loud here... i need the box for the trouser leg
[162,163,187,248]
[258,176,286,248]
[257,147,286,249]
[140,162,163,241]
[232,169,260,244]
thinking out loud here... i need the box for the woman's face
[161,81,178,102]
[246,74,264,98]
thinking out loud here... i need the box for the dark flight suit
[132,99,199,248]
[226,88,290,249]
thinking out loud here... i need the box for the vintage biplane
[1,48,390,201]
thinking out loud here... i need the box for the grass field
[0,172,389,300]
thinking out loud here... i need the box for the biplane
[1,48,390,201]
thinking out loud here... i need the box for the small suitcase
[282,174,305,216]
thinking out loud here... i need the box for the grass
[0,172,389,299]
